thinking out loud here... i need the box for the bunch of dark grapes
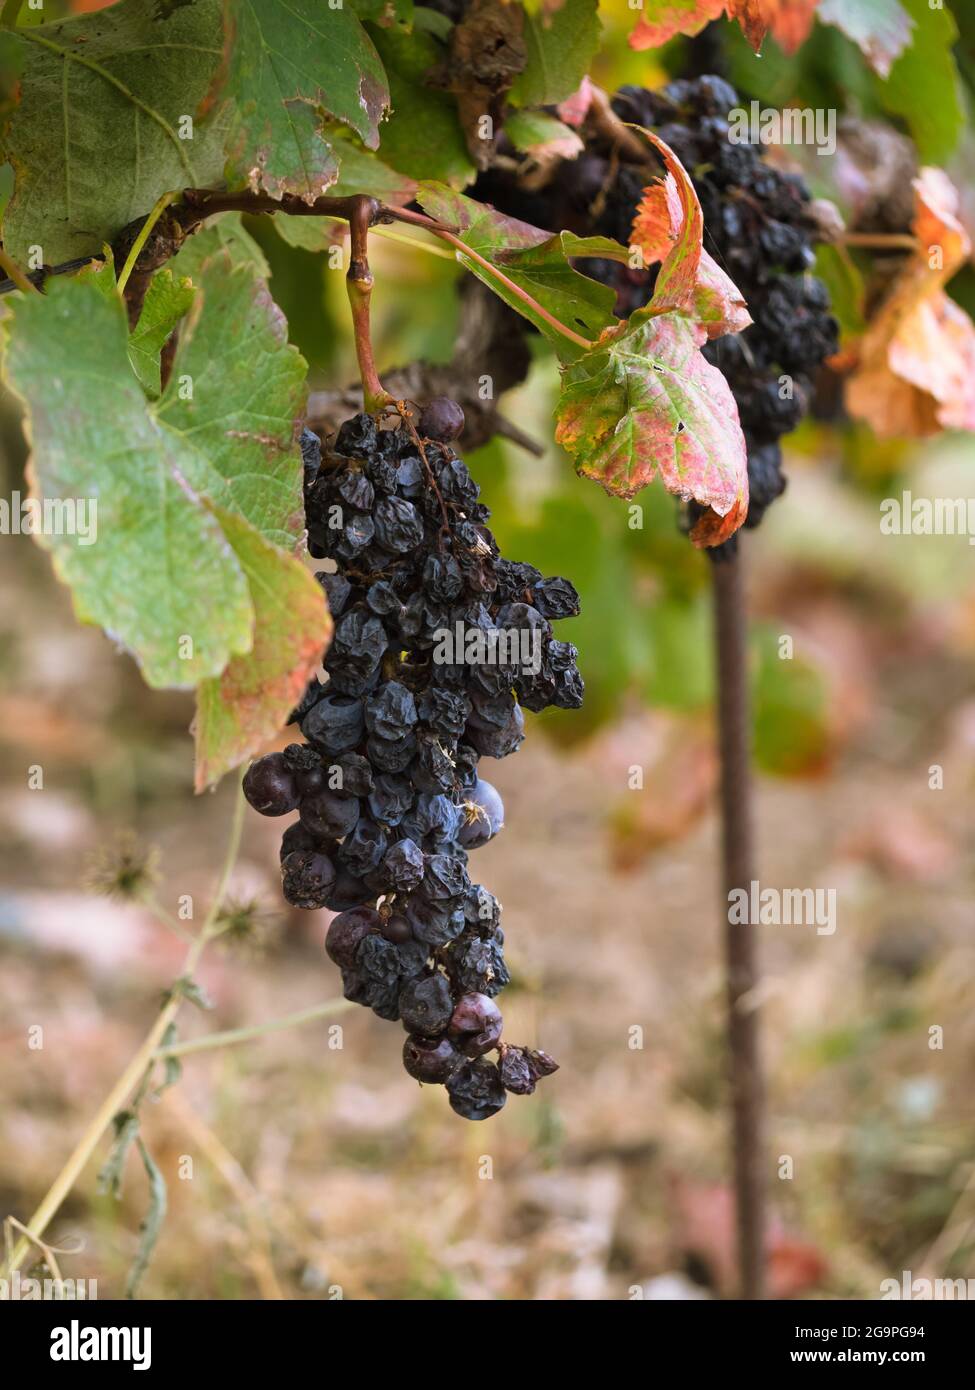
[243,399,579,1119]
[477,74,839,538]
[605,77,838,537]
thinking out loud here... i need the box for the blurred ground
[1,419,975,1302]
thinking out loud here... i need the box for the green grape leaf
[817,0,914,79]
[157,237,307,552]
[223,0,389,202]
[1,0,228,263]
[172,213,271,281]
[417,182,618,358]
[328,129,418,202]
[128,270,195,399]
[273,130,417,253]
[555,307,748,533]
[369,26,474,186]
[873,0,962,163]
[505,109,583,159]
[511,0,601,107]
[4,277,254,689]
[351,0,415,28]
[193,510,330,792]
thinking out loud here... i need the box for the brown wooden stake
[712,544,766,1299]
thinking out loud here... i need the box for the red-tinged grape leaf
[157,235,308,552]
[847,167,975,436]
[631,171,751,337]
[193,509,331,791]
[1,0,228,263]
[629,0,726,50]
[554,308,749,544]
[417,182,618,357]
[629,0,826,57]
[817,0,913,78]
[689,492,749,546]
[223,0,389,202]
[557,76,593,128]
[510,0,601,107]
[727,0,819,54]
[631,173,685,264]
[3,277,254,689]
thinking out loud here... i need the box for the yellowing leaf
[630,168,751,337]
[555,129,749,544]
[728,0,819,55]
[847,168,975,436]
[555,310,748,530]
[629,0,726,51]
[193,511,331,792]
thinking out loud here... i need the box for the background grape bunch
[477,75,839,541]
[243,399,581,1120]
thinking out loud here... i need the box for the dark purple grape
[458,778,504,849]
[381,912,413,944]
[449,993,503,1057]
[403,1034,463,1084]
[243,753,300,817]
[300,427,322,482]
[418,396,465,442]
[381,838,425,892]
[334,412,377,457]
[374,496,424,554]
[368,773,415,827]
[338,817,387,877]
[532,576,580,620]
[399,972,454,1036]
[299,789,360,840]
[323,870,374,913]
[279,820,319,862]
[499,1046,535,1095]
[353,934,405,1020]
[317,571,352,617]
[325,907,381,967]
[300,693,364,754]
[446,932,510,998]
[445,1057,506,1120]
[466,704,525,759]
[364,681,417,740]
[326,752,374,799]
[282,850,337,909]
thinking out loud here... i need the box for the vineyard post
[712,544,765,1300]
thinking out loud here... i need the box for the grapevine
[0,0,971,1312]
